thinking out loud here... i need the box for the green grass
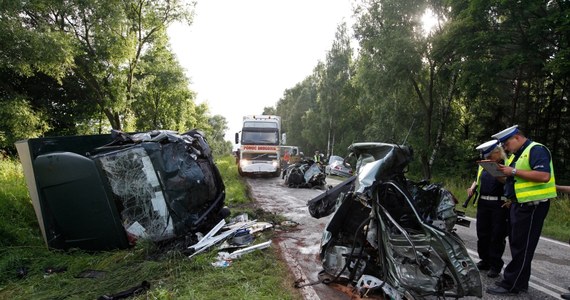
[0,155,301,300]
[2,155,567,299]
[442,176,570,242]
[215,156,249,205]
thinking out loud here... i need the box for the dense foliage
[0,0,231,156]
[1,0,568,180]
[272,0,569,181]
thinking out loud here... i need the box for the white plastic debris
[228,240,271,259]
[188,219,256,258]
[211,259,232,268]
[126,221,148,239]
[355,274,403,300]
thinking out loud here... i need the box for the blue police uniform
[475,166,509,275]
[497,139,552,293]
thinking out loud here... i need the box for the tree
[353,0,457,179]
[275,76,319,152]
[0,96,50,153]
[206,115,232,157]
[68,0,195,130]
[132,29,197,132]
[444,0,570,178]
[262,107,276,115]
[316,23,355,157]
[273,0,570,181]
[1,0,196,132]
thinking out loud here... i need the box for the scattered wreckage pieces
[307,175,356,219]
[283,160,328,190]
[97,281,150,300]
[187,219,249,258]
[226,240,271,259]
[187,214,274,266]
[74,269,107,279]
[43,266,67,278]
[354,275,384,298]
[213,241,273,268]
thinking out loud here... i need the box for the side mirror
[235,132,239,144]
[292,149,298,156]
[281,133,287,145]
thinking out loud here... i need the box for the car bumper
[241,163,278,174]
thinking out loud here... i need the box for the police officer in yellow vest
[486,125,557,296]
[313,150,321,163]
[467,140,509,279]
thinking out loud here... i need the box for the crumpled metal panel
[92,130,227,241]
[17,129,228,251]
[313,142,482,299]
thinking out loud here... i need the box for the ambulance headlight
[240,159,250,167]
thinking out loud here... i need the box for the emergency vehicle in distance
[235,115,284,177]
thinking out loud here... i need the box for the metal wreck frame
[314,142,482,299]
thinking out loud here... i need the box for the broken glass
[17,129,228,251]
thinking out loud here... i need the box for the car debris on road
[307,142,482,299]
[282,158,328,190]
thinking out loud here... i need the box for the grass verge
[442,176,570,242]
[0,155,302,300]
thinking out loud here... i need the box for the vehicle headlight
[272,160,279,168]
[240,159,250,167]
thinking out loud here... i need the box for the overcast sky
[167,0,354,143]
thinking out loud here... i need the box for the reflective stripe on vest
[473,166,484,207]
[514,142,557,202]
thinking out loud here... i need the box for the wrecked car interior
[16,129,230,251]
[308,142,482,299]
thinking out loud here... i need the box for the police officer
[313,150,321,163]
[486,125,557,296]
[467,140,509,278]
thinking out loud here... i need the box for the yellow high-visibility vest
[513,142,557,202]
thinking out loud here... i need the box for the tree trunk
[327,116,332,158]
[429,71,457,171]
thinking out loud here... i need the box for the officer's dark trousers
[500,200,550,292]
[476,198,509,270]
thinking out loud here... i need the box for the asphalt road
[246,175,570,300]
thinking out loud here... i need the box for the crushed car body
[308,142,482,299]
[15,129,229,251]
[282,159,328,189]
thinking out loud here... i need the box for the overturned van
[308,142,482,299]
[15,129,228,251]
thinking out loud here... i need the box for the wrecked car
[325,155,353,177]
[307,142,482,299]
[282,159,327,189]
[15,129,229,251]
